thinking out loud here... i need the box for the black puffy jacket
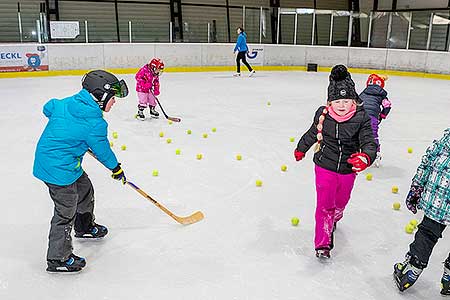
[360,85,390,119]
[297,106,377,174]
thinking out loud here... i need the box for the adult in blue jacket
[233,27,255,77]
[33,70,129,273]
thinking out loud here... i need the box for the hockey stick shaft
[153,94,181,122]
[87,150,203,225]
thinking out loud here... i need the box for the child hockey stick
[87,150,204,225]
[152,93,181,122]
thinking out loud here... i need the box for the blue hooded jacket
[234,32,248,52]
[33,89,119,186]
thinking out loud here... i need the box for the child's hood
[363,85,387,97]
[43,89,102,119]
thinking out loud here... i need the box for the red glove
[294,149,305,161]
[347,152,370,172]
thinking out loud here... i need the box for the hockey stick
[87,150,204,225]
[153,94,181,122]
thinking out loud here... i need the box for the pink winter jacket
[135,65,160,95]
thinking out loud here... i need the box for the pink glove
[347,152,370,172]
[294,149,305,161]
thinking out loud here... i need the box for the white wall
[3,43,450,74]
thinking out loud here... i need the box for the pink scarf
[328,103,357,122]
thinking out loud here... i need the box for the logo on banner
[247,49,262,59]
[26,53,41,68]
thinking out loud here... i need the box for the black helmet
[82,70,129,110]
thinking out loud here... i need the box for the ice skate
[46,253,86,273]
[75,223,108,238]
[149,106,160,118]
[249,70,256,77]
[233,73,241,77]
[315,248,331,259]
[135,109,145,121]
[393,257,423,292]
[441,260,450,296]
[374,152,382,168]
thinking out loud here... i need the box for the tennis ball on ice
[281,165,287,172]
[405,224,415,234]
[291,217,299,226]
[121,144,126,151]
[212,128,217,132]
[112,132,118,139]
[236,154,242,160]
[366,173,373,181]
[393,202,401,210]
[159,132,164,137]
[256,179,263,187]
[203,133,208,138]
[290,137,295,142]
[187,129,192,134]
[168,120,173,125]
[175,149,181,155]
[109,141,113,147]
[267,101,271,106]
[392,186,399,194]
[409,219,418,228]
[196,153,203,160]
[166,138,172,144]
[407,147,413,153]
[152,169,159,176]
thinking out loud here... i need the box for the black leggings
[236,51,253,73]
[409,216,448,267]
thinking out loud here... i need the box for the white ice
[0,71,449,300]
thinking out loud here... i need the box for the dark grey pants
[409,216,448,267]
[45,172,95,261]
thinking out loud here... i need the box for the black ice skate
[47,253,86,273]
[149,106,159,118]
[315,248,331,259]
[393,257,424,292]
[75,223,108,238]
[233,72,241,77]
[441,260,450,295]
[136,105,146,121]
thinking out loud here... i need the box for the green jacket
[413,128,450,225]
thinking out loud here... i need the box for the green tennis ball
[256,179,263,187]
[159,132,164,137]
[281,165,287,172]
[290,137,295,142]
[291,217,299,226]
[175,149,181,155]
[112,132,118,139]
[166,138,172,144]
[236,154,242,161]
[203,133,208,138]
[196,153,203,160]
[121,144,126,151]
[212,128,217,132]
[187,129,192,134]
[152,170,159,176]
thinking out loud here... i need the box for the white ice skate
[233,73,241,77]
[374,152,382,168]
[249,70,255,77]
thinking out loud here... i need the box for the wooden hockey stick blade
[168,116,181,122]
[127,181,204,225]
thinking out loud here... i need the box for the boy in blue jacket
[33,70,129,273]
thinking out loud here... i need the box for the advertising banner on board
[0,44,48,72]
[246,46,264,66]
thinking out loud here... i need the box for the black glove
[111,163,126,184]
[406,185,423,214]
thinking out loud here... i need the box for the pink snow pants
[137,92,157,108]
[314,165,356,250]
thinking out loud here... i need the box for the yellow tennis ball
[256,179,263,187]
[236,154,242,161]
[290,137,295,142]
[112,132,118,139]
[409,219,418,228]
[407,147,413,154]
[109,141,113,147]
[392,186,399,194]
[168,120,173,125]
[159,132,164,137]
[166,138,172,144]
[187,129,192,134]
[196,153,203,160]
[405,224,415,234]
[212,128,217,132]
[366,173,373,181]
[281,165,287,172]
[203,133,208,138]
[393,202,401,210]
[291,217,299,226]
[152,170,159,176]
[175,149,181,155]
[121,144,126,151]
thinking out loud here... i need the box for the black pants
[409,216,449,267]
[236,51,253,73]
[45,172,95,260]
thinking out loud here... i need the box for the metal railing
[2,3,450,52]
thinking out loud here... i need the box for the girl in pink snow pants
[135,58,164,121]
[294,65,377,259]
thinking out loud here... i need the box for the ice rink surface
[0,71,449,300]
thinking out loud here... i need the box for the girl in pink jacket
[135,58,164,120]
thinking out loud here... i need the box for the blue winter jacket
[359,85,390,119]
[234,32,248,52]
[33,89,119,186]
